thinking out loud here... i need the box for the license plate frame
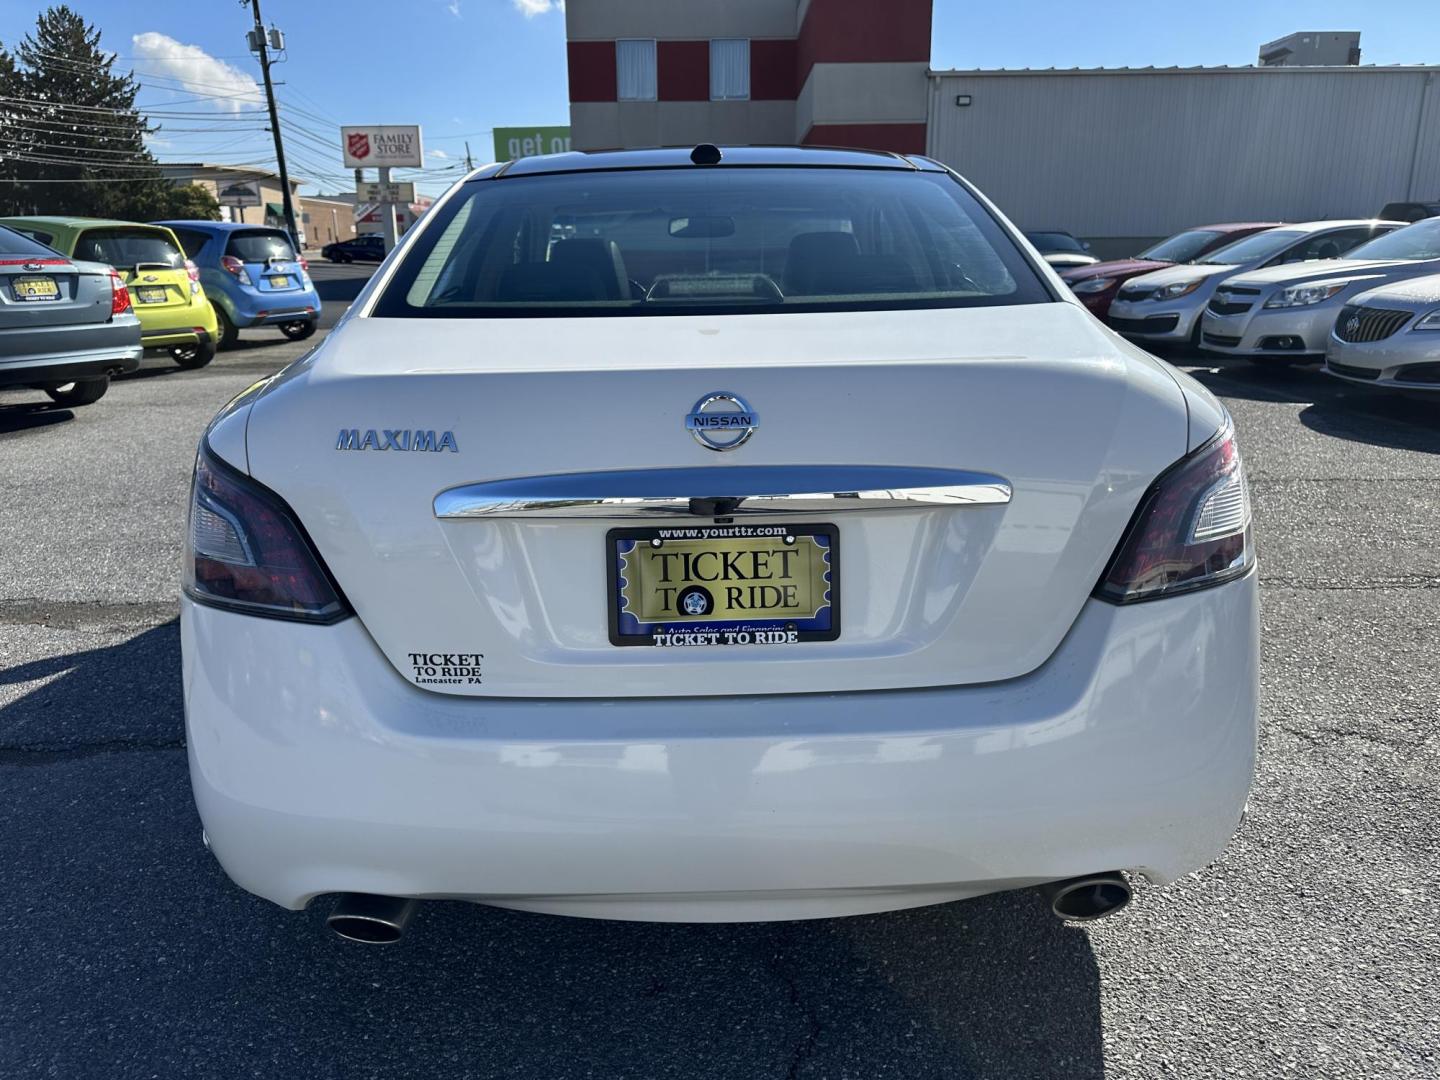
[135,285,167,304]
[12,275,59,301]
[606,523,839,648]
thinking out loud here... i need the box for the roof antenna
[690,143,722,165]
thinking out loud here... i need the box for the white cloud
[130,32,263,113]
[447,1,461,17]
[512,0,563,17]
[428,148,450,159]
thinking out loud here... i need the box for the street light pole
[246,0,299,250]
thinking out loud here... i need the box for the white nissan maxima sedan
[182,146,1258,942]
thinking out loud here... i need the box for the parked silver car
[1107,221,1394,347]
[1198,219,1440,364]
[1325,272,1440,391]
[0,224,141,405]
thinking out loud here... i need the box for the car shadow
[0,400,74,434]
[2,621,1107,1079]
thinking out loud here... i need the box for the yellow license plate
[608,524,838,647]
[135,286,167,304]
[13,276,59,301]
[267,275,290,287]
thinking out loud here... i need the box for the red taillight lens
[184,445,351,623]
[1096,421,1253,603]
[220,254,253,285]
[298,256,309,271]
[109,269,131,315]
[185,258,200,282]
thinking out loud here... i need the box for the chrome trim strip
[434,466,1012,520]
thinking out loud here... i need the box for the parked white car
[182,146,1257,941]
[1325,272,1440,390]
[1199,217,1439,363]
[1107,220,1393,347]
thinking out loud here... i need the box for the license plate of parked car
[12,276,59,301]
[607,524,838,647]
[266,275,290,287]
[135,286,167,304]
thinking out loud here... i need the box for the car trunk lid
[0,258,109,330]
[245,303,1189,698]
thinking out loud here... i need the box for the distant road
[305,260,379,329]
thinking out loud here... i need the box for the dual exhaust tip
[326,873,1130,943]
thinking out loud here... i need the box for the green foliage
[156,182,221,221]
[0,5,212,221]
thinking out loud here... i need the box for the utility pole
[464,141,474,170]
[246,0,299,251]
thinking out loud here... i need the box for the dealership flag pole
[246,0,300,250]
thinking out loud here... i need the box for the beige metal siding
[927,68,1440,238]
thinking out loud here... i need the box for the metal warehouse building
[928,65,1440,255]
[564,1,1440,252]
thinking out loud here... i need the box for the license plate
[267,275,291,287]
[136,286,167,304]
[607,524,838,647]
[12,276,59,301]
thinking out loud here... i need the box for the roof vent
[690,143,722,166]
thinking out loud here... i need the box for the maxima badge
[685,392,758,452]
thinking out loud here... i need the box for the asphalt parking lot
[1,275,1437,1078]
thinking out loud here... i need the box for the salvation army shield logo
[347,132,371,160]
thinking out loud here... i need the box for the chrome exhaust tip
[327,893,418,944]
[1039,872,1132,921]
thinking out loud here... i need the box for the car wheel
[171,337,217,370]
[280,320,316,342]
[214,306,239,350]
[44,376,109,406]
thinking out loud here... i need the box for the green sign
[493,126,572,162]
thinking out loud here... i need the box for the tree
[155,182,221,221]
[0,5,174,219]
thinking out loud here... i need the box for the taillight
[298,256,309,271]
[185,258,201,295]
[220,255,253,285]
[184,445,351,623]
[109,269,131,316]
[1095,420,1253,603]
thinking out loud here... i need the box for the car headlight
[1263,282,1350,308]
[1412,308,1440,331]
[1151,279,1204,301]
[1069,277,1114,295]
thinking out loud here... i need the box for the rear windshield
[0,225,61,258]
[1198,229,1302,265]
[1025,231,1084,254]
[1138,229,1225,263]
[373,167,1052,318]
[1346,218,1440,261]
[73,228,183,270]
[227,229,297,263]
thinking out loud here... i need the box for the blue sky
[2,1,1435,199]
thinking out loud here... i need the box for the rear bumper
[142,327,212,349]
[0,322,142,387]
[183,572,1259,921]
[136,296,219,346]
[230,290,320,327]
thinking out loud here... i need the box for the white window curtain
[710,39,750,101]
[616,39,657,101]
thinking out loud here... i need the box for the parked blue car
[155,220,320,349]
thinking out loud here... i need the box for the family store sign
[340,125,424,169]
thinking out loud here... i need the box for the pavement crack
[767,932,824,1080]
[0,599,178,632]
[0,737,185,766]
[1260,576,1440,591]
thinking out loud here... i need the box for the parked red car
[1061,223,1284,318]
